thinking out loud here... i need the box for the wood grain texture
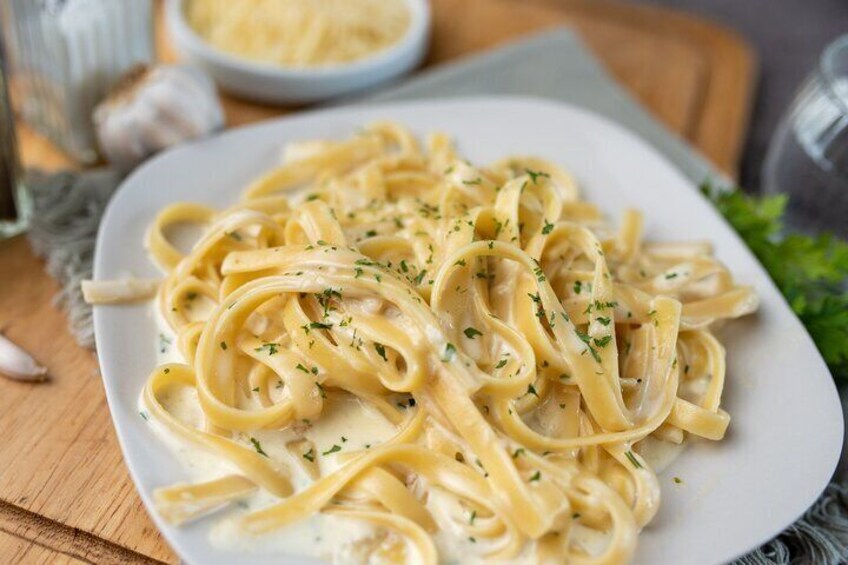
[1,0,755,562]
[0,236,177,564]
[0,501,166,565]
[0,530,91,565]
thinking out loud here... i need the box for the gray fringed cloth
[23,29,848,565]
[26,169,122,348]
[734,483,848,564]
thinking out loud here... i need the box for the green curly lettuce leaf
[702,184,848,380]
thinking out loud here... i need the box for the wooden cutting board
[0,0,755,562]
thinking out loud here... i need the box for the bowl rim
[165,0,431,79]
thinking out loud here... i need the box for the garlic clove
[94,64,225,171]
[0,333,48,383]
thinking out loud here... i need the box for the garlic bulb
[94,64,225,170]
[0,333,47,382]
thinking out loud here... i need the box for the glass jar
[762,34,848,237]
[0,54,30,239]
[0,0,155,164]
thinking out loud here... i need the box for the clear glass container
[0,0,155,164]
[762,34,848,237]
[0,54,31,239]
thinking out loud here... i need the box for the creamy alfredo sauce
[143,307,689,563]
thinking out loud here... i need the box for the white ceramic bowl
[165,0,430,104]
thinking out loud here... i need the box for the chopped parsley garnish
[525,169,550,184]
[673,476,683,484]
[596,316,612,326]
[374,343,388,361]
[250,437,269,457]
[533,265,546,282]
[303,449,315,462]
[512,448,525,458]
[220,341,228,351]
[625,450,643,469]
[464,327,483,339]
[495,359,508,369]
[541,219,554,235]
[442,343,457,362]
[374,342,389,361]
[594,335,612,347]
[573,280,582,294]
[322,444,342,456]
[527,384,539,397]
[469,510,477,524]
[309,321,333,330]
[255,342,280,355]
[528,470,541,482]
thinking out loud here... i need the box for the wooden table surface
[0,0,756,562]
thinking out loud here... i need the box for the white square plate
[93,97,843,564]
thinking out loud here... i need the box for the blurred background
[629,0,848,189]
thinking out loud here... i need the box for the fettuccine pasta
[139,123,758,564]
